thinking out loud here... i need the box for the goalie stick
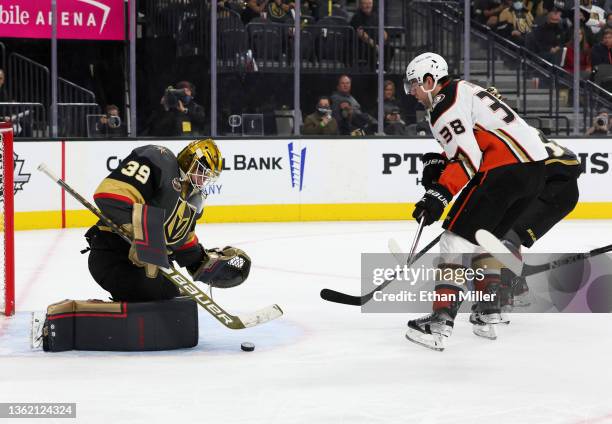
[320,223,442,306]
[475,229,612,277]
[37,163,283,330]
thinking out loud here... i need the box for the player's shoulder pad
[429,79,460,126]
[133,145,178,168]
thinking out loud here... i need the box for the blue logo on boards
[287,142,306,191]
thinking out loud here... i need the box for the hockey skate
[512,275,531,307]
[406,311,454,352]
[470,310,498,340]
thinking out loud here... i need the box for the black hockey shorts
[510,170,580,248]
[85,226,180,302]
[442,160,546,245]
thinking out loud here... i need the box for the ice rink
[1,219,611,424]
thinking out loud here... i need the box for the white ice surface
[1,220,611,424]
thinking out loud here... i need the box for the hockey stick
[37,163,283,330]
[320,222,442,306]
[475,229,612,277]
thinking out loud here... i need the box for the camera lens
[596,118,605,127]
[108,116,121,129]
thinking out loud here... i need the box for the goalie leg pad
[42,297,198,352]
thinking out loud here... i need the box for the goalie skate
[406,312,454,352]
[30,311,46,350]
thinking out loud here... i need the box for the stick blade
[320,288,363,306]
[475,229,523,275]
[388,238,407,265]
[235,304,284,329]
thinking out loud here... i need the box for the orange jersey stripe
[473,127,522,171]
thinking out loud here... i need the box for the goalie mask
[177,138,222,212]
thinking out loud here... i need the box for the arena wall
[12,138,612,230]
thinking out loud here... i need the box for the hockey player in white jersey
[403,52,549,351]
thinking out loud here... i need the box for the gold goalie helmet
[177,138,223,195]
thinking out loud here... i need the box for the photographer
[95,104,124,137]
[586,109,611,136]
[337,100,375,136]
[383,81,408,135]
[146,81,206,137]
[303,96,338,135]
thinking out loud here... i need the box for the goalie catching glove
[188,247,251,289]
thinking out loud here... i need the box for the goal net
[0,122,14,316]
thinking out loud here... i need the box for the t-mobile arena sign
[0,0,124,40]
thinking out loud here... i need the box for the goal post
[1,122,15,316]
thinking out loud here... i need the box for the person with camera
[95,104,124,137]
[303,96,338,135]
[336,100,374,136]
[147,81,206,137]
[586,109,611,135]
[383,80,408,135]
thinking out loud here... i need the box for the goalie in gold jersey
[84,139,251,302]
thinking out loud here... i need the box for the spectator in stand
[146,81,206,137]
[526,3,568,64]
[301,0,320,21]
[242,0,269,25]
[607,12,612,29]
[336,101,373,136]
[331,75,363,121]
[497,0,535,45]
[350,0,394,69]
[525,0,546,18]
[563,27,592,76]
[303,96,338,135]
[586,109,611,135]
[581,0,606,44]
[267,0,295,23]
[474,0,506,27]
[0,69,8,102]
[592,28,612,65]
[383,81,408,135]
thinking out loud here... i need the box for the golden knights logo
[0,152,31,200]
[13,152,31,193]
[164,198,197,245]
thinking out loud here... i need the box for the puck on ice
[241,342,255,352]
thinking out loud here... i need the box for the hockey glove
[189,247,251,289]
[129,243,160,279]
[412,183,452,226]
[420,152,447,189]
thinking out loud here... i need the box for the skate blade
[405,330,445,352]
[479,313,503,324]
[513,294,531,307]
[472,324,497,340]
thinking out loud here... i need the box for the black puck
[241,342,255,352]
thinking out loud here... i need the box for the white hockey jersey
[427,79,548,196]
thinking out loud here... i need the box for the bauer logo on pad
[287,142,306,192]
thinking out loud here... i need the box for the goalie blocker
[39,297,198,352]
